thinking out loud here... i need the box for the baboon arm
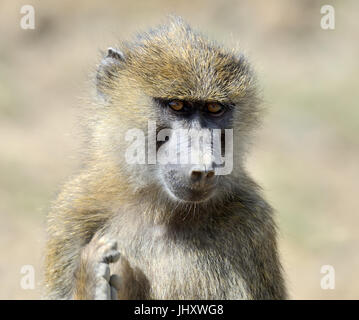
[44,177,112,299]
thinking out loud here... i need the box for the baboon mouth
[166,185,215,203]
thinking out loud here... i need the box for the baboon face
[153,98,234,203]
[95,19,259,203]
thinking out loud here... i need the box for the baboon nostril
[191,169,215,182]
[206,171,215,178]
[191,170,203,182]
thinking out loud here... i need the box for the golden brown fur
[44,17,286,300]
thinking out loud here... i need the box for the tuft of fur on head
[100,17,257,99]
[86,16,262,222]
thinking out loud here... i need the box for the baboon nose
[206,170,215,178]
[190,169,215,183]
[190,170,202,182]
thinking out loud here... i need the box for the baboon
[44,17,287,300]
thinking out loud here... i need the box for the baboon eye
[168,100,184,111]
[206,103,223,115]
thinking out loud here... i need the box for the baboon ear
[96,47,125,99]
[106,47,125,61]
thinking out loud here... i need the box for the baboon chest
[107,222,249,299]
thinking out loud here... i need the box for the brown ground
[0,0,358,299]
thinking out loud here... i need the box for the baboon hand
[75,236,122,300]
[93,239,121,300]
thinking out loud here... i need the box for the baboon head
[93,17,260,205]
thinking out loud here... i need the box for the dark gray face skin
[154,98,234,203]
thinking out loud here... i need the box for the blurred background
[0,0,358,299]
